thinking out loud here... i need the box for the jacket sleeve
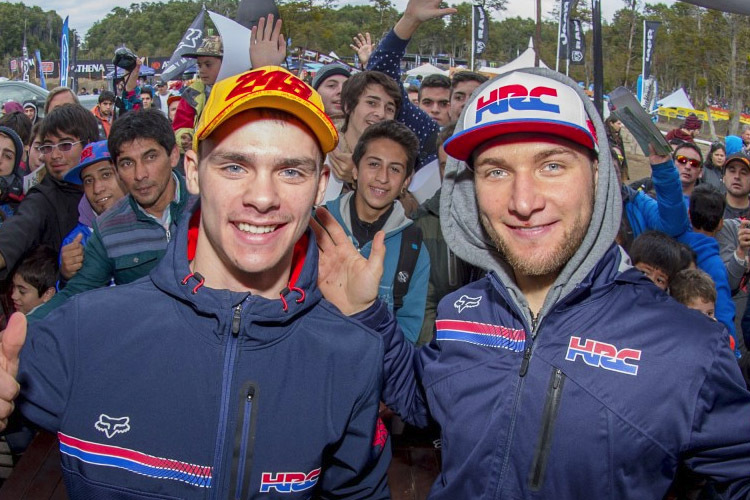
[638,159,690,237]
[353,301,432,428]
[366,30,439,169]
[701,252,738,350]
[17,300,80,433]
[318,342,390,499]
[28,225,114,321]
[418,279,438,346]
[0,190,50,279]
[395,242,431,344]
[682,330,750,498]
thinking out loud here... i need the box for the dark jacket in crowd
[0,174,81,280]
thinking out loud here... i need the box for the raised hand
[310,207,385,316]
[326,149,356,185]
[250,14,287,69]
[395,0,457,39]
[60,233,84,280]
[350,32,374,69]
[0,313,27,431]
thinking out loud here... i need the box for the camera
[113,47,138,72]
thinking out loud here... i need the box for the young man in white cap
[0,67,389,498]
[314,67,750,498]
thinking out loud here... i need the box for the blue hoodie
[18,204,390,498]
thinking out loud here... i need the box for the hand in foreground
[350,32,374,69]
[737,220,750,261]
[396,0,457,39]
[250,14,286,68]
[311,207,385,316]
[648,144,672,166]
[60,233,84,280]
[0,313,27,431]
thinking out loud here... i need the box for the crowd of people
[0,0,748,496]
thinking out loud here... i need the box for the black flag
[568,19,585,65]
[237,0,279,29]
[558,0,575,59]
[473,5,489,56]
[161,9,206,81]
[643,21,660,81]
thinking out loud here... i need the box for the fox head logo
[454,295,482,313]
[95,414,131,439]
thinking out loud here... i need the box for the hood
[149,201,323,342]
[78,195,97,227]
[440,66,621,324]
[0,126,23,177]
[330,191,413,239]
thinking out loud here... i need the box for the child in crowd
[670,269,717,320]
[629,230,686,291]
[10,246,58,315]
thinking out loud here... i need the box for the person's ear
[41,287,56,304]
[169,144,180,168]
[315,164,330,206]
[184,150,200,196]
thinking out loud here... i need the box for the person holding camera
[111,47,145,118]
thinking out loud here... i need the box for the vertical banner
[21,34,30,82]
[473,5,488,56]
[642,20,660,81]
[591,0,603,116]
[60,16,70,87]
[568,18,585,65]
[161,9,205,81]
[35,50,46,89]
[557,0,574,60]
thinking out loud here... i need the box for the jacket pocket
[528,367,566,491]
[229,381,258,500]
[113,251,160,271]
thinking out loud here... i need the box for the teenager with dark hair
[325,120,429,343]
[0,126,25,220]
[0,104,97,280]
[678,184,738,355]
[31,109,191,320]
[674,141,704,199]
[93,90,116,139]
[418,74,451,126]
[630,230,686,291]
[671,269,717,320]
[703,141,726,191]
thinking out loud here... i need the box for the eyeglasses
[37,141,82,155]
[675,155,701,169]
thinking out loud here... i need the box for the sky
[23,0,678,39]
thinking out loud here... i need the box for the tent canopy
[406,63,449,78]
[657,88,694,110]
[478,37,548,75]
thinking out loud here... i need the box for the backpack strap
[393,224,423,312]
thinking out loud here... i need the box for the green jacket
[30,172,194,321]
[412,189,480,346]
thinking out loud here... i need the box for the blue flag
[60,16,69,87]
[35,50,46,89]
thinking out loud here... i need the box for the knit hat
[183,36,223,59]
[683,114,702,131]
[2,101,23,115]
[194,66,338,154]
[312,64,351,90]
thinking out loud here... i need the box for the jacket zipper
[528,368,566,491]
[231,383,258,500]
[210,304,243,500]
[519,312,538,377]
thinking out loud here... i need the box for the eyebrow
[208,151,318,171]
[365,154,405,168]
[43,135,75,144]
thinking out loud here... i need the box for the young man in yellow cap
[0,67,390,498]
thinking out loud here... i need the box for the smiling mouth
[235,222,279,234]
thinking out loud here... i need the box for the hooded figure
[0,125,25,219]
[347,67,750,498]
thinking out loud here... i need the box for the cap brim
[182,52,223,59]
[444,119,597,161]
[194,90,337,154]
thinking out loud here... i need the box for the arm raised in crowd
[249,14,286,69]
[643,151,691,237]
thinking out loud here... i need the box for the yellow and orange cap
[193,66,338,153]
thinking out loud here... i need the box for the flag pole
[471,5,476,71]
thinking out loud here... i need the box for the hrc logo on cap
[259,468,320,493]
[226,68,313,103]
[565,336,641,376]
[475,84,560,123]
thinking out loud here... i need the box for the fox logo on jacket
[565,336,642,376]
[94,414,131,438]
[454,294,482,313]
[259,468,321,493]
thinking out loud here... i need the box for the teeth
[237,222,277,234]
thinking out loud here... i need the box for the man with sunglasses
[674,141,704,200]
[0,104,98,282]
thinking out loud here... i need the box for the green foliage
[0,3,65,74]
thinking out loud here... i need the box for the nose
[374,164,389,184]
[10,287,19,301]
[242,170,280,213]
[506,171,545,218]
[133,161,148,181]
[92,177,105,195]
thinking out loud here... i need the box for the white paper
[208,11,252,82]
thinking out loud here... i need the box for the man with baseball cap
[312,63,352,119]
[722,152,750,219]
[315,67,750,497]
[0,66,389,498]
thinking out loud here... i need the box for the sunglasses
[675,155,701,169]
[37,140,83,155]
